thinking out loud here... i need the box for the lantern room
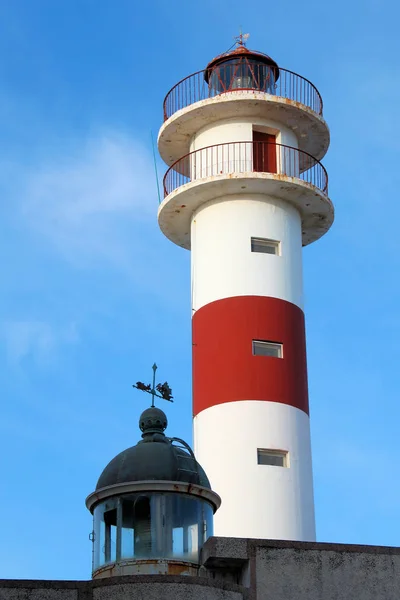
[85,407,221,578]
[204,45,279,94]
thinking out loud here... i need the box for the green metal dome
[96,407,211,490]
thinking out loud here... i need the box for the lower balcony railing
[163,141,328,198]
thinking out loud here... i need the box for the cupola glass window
[208,59,276,95]
[93,492,214,571]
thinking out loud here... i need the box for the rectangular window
[251,237,280,255]
[252,340,283,358]
[257,449,289,467]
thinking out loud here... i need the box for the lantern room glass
[92,493,214,571]
[208,59,276,95]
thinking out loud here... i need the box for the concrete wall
[202,537,400,600]
[0,582,80,600]
[254,545,400,600]
[0,576,244,600]
[2,538,400,600]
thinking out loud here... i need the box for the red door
[253,131,277,173]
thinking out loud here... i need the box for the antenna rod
[151,363,157,407]
[151,131,162,204]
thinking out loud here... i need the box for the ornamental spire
[234,29,250,47]
[132,363,173,407]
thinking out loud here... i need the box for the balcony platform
[158,92,330,168]
[158,172,334,249]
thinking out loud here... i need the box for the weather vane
[234,29,250,47]
[132,363,173,407]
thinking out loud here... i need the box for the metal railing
[163,141,328,198]
[163,62,323,120]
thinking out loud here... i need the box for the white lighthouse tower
[158,37,332,542]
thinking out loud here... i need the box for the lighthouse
[158,37,332,542]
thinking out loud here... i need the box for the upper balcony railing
[163,141,328,198]
[163,62,323,121]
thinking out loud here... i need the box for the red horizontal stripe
[193,296,309,416]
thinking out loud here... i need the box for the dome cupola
[95,407,212,490]
[86,367,220,579]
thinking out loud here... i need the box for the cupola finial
[132,362,173,407]
[234,28,250,47]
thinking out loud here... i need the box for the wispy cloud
[16,131,160,270]
[1,320,79,367]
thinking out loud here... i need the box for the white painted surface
[193,401,316,541]
[189,117,298,153]
[189,119,253,152]
[191,195,304,311]
[189,118,298,181]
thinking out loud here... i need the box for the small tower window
[252,340,283,358]
[257,449,289,467]
[251,237,280,255]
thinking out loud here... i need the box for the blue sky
[1,0,400,581]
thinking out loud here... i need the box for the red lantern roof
[204,46,280,83]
